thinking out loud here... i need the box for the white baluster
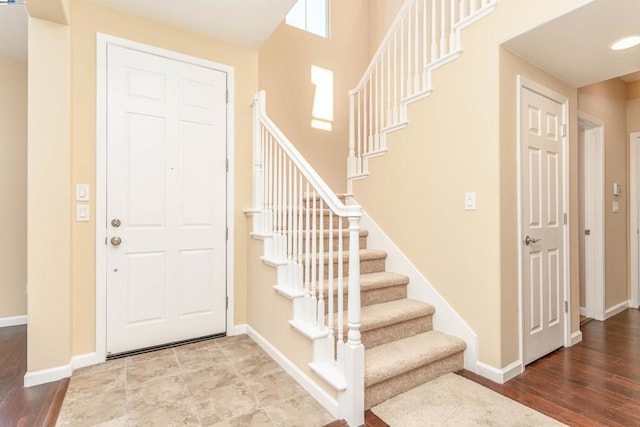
[310,191,317,324]
[459,0,466,20]
[318,201,325,328]
[414,0,420,93]
[337,217,344,371]
[386,48,392,127]
[423,0,428,86]
[431,0,437,60]
[357,93,362,174]
[374,65,379,152]
[440,0,447,55]
[348,93,356,181]
[400,20,405,100]
[406,11,412,96]
[471,0,477,14]
[393,34,399,123]
[297,173,304,290]
[450,0,456,52]
[327,210,335,362]
[368,78,373,154]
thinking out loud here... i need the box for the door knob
[111,236,122,247]
[524,235,541,246]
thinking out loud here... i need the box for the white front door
[520,85,566,365]
[106,44,228,355]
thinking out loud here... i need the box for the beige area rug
[371,373,565,427]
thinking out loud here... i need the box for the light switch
[76,184,90,201]
[76,204,90,222]
[465,192,477,211]
[613,200,619,213]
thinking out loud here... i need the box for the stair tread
[320,272,409,295]
[365,330,466,386]
[337,299,433,332]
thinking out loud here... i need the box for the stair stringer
[357,207,480,374]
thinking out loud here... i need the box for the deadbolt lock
[111,219,121,228]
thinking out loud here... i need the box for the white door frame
[578,112,605,320]
[630,132,640,309]
[516,76,571,369]
[95,34,235,362]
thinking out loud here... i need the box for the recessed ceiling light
[610,35,640,51]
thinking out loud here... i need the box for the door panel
[521,86,566,365]
[106,45,227,355]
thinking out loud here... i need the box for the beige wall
[246,234,337,400]
[352,0,589,369]
[0,56,27,319]
[27,0,258,371]
[367,0,404,58]
[69,0,257,356]
[258,1,369,192]
[27,16,72,371]
[578,79,629,308]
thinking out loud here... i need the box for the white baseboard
[24,362,72,387]
[246,325,339,418]
[231,323,248,336]
[358,209,479,373]
[72,352,104,370]
[605,300,630,319]
[0,315,27,327]
[571,330,583,346]
[476,360,523,384]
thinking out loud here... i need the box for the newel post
[340,212,364,426]
[252,92,265,233]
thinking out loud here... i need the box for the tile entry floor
[56,335,335,426]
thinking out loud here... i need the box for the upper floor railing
[347,0,496,187]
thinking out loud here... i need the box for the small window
[286,0,329,38]
[311,65,333,131]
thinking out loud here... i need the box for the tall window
[286,0,329,38]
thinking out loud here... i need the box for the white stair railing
[347,0,496,188]
[252,91,365,427]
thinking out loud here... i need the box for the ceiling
[88,0,297,49]
[503,0,640,88]
[0,4,27,61]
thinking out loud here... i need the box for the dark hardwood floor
[0,325,68,427]
[460,308,640,427]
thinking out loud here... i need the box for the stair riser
[298,235,367,252]
[303,257,386,279]
[361,316,432,349]
[362,285,407,307]
[365,352,464,409]
[323,284,408,314]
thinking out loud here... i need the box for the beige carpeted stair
[302,199,467,410]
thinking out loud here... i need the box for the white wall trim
[24,363,72,388]
[357,208,480,374]
[72,352,103,371]
[246,325,339,417]
[516,75,571,366]
[605,300,630,319]
[0,315,27,327]
[630,132,640,309]
[571,330,583,346]
[231,323,248,336]
[95,33,236,359]
[475,360,523,385]
[578,111,606,321]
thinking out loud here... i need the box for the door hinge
[561,124,567,138]
[105,237,107,245]
[226,227,229,241]
[226,296,229,309]
[563,213,567,225]
[226,158,229,172]
[564,301,568,313]
[585,229,591,236]
[226,89,229,104]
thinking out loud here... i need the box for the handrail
[253,91,362,219]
